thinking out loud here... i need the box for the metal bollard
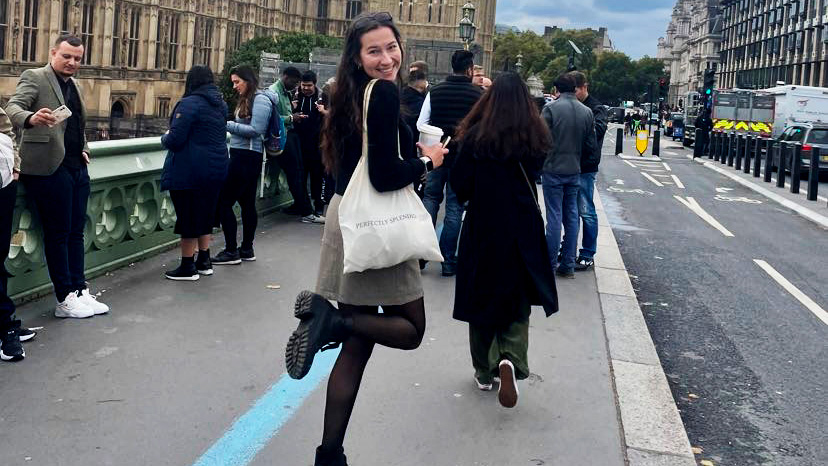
[790,143,802,194]
[713,132,720,161]
[730,134,739,167]
[807,146,820,201]
[743,135,754,173]
[753,136,763,177]
[710,131,717,159]
[615,127,623,155]
[693,128,702,158]
[764,140,774,182]
[653,130,661,157]
[777,142,787,188]
[735,134,744,170]
[724,132,732,164]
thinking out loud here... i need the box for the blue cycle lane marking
[191,348,340,466]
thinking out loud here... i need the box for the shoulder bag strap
[361,79,379,160]
[518,161,542,216]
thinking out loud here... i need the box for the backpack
[0,132,15,189]
[261,90,287,156]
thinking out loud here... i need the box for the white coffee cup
[417,124,444,153]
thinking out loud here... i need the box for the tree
[492,31,554,78]
[545,28,598,75]
[590,51,636,106]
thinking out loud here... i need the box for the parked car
[607,107,625,124]
[771,123,828,174]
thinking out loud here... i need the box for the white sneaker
[55,293,95,319]
[78,289,110,315]
[300,214,326,224]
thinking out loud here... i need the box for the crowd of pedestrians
[1,13,610,466]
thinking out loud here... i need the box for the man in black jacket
[294,70,325,216]
[570,71,607,271]
[401,69,428,146]
[541,73,599,278]
[417,50,483,277]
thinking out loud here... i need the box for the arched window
[111,101,126,119]
[346,0,362,20]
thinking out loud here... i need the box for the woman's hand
[417,142,447,168]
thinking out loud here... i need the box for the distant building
[657,1,723,107]
[543,26,614,52]
[0,0,497,139]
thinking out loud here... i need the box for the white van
[762,85,828,138]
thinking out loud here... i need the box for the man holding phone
[5,34,109,318]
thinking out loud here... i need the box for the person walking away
[295,70,326,217]
[211,66,269,266]
[401,69,428,145]
[0,107,36,361]
[160,65,229,280]
[624,112,632,136]
[5,34,108,318]
[451,72,558,408]
[416,50,483,276]
[283,12,447,466]
[540,73,599,278]
[569,71,606,271]
[269,67,323,224]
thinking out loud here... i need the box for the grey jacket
[227,91,272,153]
[541,93,598,175]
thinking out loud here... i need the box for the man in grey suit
[5,34,109,319]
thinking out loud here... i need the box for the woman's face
[358,26,401,82]
[231,74,248,95]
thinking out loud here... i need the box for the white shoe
[78,289,110,315]
[55,293,95,319]
[497,360,519,408]
[474,376,493,391]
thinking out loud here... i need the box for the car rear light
[802,144,812,152]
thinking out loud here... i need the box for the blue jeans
[577,172,598,259]
[542,173,580,271]
[423,166,464,272]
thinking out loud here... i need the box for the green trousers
[469,313,531,384]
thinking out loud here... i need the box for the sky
[495,0,674,60]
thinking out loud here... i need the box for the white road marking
[665,151,678,156]
[662,162,672,171]
[623,160,637,168]
[642,172,664,187]
[715,187,734,193]
[613,179,625,185]
[671,175,686,189]
[652,173,672,178]
[674,196,735,237]
[753,259,828,326]
[619,154,662,161]
[714,195,761,204]
[607,186,654,196]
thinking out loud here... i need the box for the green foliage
[218,33,343,111]
[546,29,598,76]
[585,52,668,106]
[492,31,554,78]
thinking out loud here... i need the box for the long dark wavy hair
[321,12,404,174]
[455,72,551,160]
[230,66,259,119]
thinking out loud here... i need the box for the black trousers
[299,131,325,213]
[21,164,90,301]
[281,131,313,216]
[1,181,17,330]
[217,149,263,251]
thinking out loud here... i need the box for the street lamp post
[458,2,477,51]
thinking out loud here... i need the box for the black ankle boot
[285,291,354,380]
[195,249,213,275]
[165,256,199,281]
[314,445,348,466]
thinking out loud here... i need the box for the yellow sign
[712,119,773,134]
[635,130,649,156]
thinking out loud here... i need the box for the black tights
[320,298,426,451]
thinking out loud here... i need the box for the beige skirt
[315,194,424,306]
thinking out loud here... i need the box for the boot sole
[197,269,214,275]
[498,360,519,408]
[285,290,317,380]
[165,274,200,281]
[212,260,241,265]
[0,350,24,361]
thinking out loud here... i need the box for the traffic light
[702,68,716,97]
[658,77,669,101]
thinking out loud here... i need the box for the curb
[684,153,828,230]
[593,190,697,466]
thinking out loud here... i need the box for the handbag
[338,79,443,273]
[0,132,16,189]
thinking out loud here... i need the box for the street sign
[636,130,649,156]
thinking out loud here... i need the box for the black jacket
[541,93,599,175]
[581,94,607,173]
[294,87,323,140]
[160,84,229,191]
[401,85,426,143]
[428,75,483,164]
[450,132,558,328]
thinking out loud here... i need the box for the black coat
[160,84,229,191]
[449,138,559,328]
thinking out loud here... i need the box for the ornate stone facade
[657,0,723,107]
[0,0,496,139]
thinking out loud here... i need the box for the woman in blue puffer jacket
[161,65,229,281]
[211,66,273,266]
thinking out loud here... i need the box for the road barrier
[777,142,788,188]
[724,132,732,164]
[615,127,623,155]
[735,134,744,170]
[790,143,802,194]
[653,130,661,157]
[752,136,763,178]
[729,134,738,167]
[764,140,774,182]
[743,135,754,174]
[808,147,820,201]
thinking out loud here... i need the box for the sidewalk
[2,194,694,465]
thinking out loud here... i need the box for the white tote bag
[338,79,443,273]
[0,132,15,189]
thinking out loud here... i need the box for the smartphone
[51,105,72,125]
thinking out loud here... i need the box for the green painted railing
[7,137,293,301]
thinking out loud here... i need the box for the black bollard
[653,130,661,157]
[743,135,754,173]
[615,127,623,155]
[764,140,774,182]
[693,128,702,158]
[753,136,763,177]
[790,143,802,194]
[723,132,732,164]
[710,131,717,159]
[777,142,787,188]
[807,146,820,201]
[730,134,739,167]
[735,134,744,170]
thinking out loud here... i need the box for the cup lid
[417,124,444,136]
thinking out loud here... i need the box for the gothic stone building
[0,0,496,139]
